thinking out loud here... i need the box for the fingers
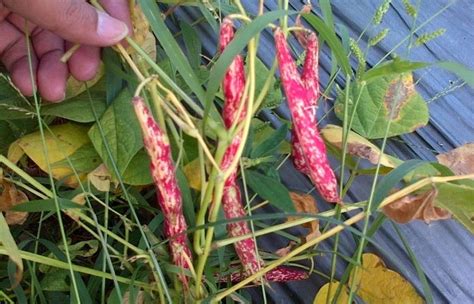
[67,43,101,81]
[101,0,133,34]
[0,20,37,96]
[3,0,128,46]
[32,29,68,102]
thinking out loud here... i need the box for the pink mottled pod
[220,17,247,128]
[291,130,309,175]
[132,97,192,286]
[219,265,309,283]
[219,17,265,277]
[291,32,319,177]
[274,28,340,203]
[301,32,320,107]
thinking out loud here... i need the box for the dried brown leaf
[288,192,320,239]
[277,192,320,256]
[87,164,112,192]
[382,188,451,224]
[122,290,145,304]
[129,4,157,61]
[0,181,28,225]
[436,143,474,175]
[321,124,401,168]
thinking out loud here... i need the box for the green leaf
[176,168,196,228]
[103,48,125,105]
[41,80,107,123]
[435,183,474,233]
[0,213,23,285]
[320,0,335,27]
[363,60,474,87]
[52,142,101,173]
[88,89,143,178]
[362,59,429,82]
[0,118,37,155]
[250,119,291,155]
[251,123,288,158]
[40,269,69,291]
[402,162,454,183]
[122,149,152,186]
[372,160,427,212]
[0,121,19,154]
[303,14,352,76]
[335,73,429,139]
[139,0,206,103]
[198,3,218,33]
[245,170,295,213]
[180,21,202,69]
[436,61,474,87]
[253,58,282,110]
[0,74,34,120]
[11,198,85,212]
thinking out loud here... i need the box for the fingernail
[97,11,129,43]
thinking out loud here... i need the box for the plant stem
[212,202,365,249]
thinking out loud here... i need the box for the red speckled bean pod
[220,17,262,277]
[219,19,310,282]
[301,32,320,106]
[132,97,192,285]
[219,265,309,283]
[292,32,319,177]
[274,28,340,203]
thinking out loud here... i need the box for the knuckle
[64,0,82,19]
[53,1,86,31]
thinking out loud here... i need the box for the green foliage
[0,74,33,120]
[335,72,429,139]
[88,89,143,178]
[349,38,366,74]
[415,28,446,46]
[402,0,418,17]
[0,1,472,302]
[372,0,392,25]
[253,58,283,110]
[435,183,474,233]
[41,80,108,123]
[11,199,85,212]
[245,170,295,213]
[304,14,352,76]
[369,28,389,46]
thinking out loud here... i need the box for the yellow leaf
[313,282,349,304]
[7,123,91,187]
[350,253,423,304]
[183,158,201,191]
[321,124,401,168]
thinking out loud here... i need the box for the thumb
[3,0,128,46]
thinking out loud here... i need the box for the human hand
[0,0,132,102]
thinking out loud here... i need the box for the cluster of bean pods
[131,17,341,289]
[274,28,341,203]
[219,18,308,282]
